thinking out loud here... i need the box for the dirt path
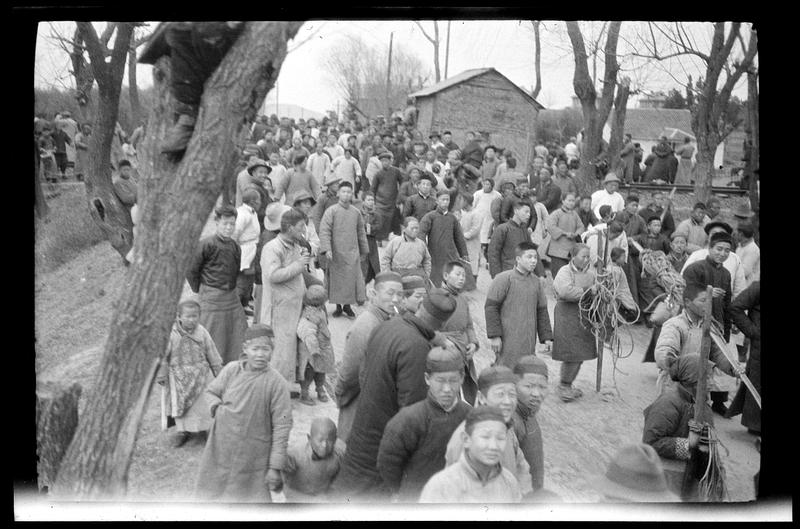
[36,231,758,503]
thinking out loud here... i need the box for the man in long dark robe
[512,356,549,494]
[418,190,469,287]
[331,290,456,500]
[725,281,760,434]
[370,152,402,240]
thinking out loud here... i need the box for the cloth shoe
[710,391,729,416]
[299,390,316,406]
[316,389,330,403]
[343,305,356,318]
[332,305,343,318]
[160,106,197,155]
[558,385,576,402]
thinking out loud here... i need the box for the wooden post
[444,21,451,79]
[694,285,715,424]
[36,383,82,492]
[386,32,394,119]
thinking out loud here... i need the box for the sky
[34,21,753,116]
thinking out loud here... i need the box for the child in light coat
[296,284,336,405]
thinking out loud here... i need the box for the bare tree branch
[414,20,437,45]
[77,22,109,83]
[287,21,326,54]
[531,20,542,99]
[99,22,117,48]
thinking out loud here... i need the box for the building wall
[416,71,539,169]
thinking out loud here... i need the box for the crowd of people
[35,21,761,501]
[151,104,761,504]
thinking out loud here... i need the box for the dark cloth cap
[709,231,734,247]
[244,324,274,344]
[426,346,465,374]
[374,271,403,287]
[418,172,436,184]
[303,284,327,307]
[401,275,427,291]
[513,355,548,379]
[378,151,393,160]
[704,220,733,235]
[292,190,317,207]
[436,189,451,198]
[477,365,518,392]
[465,405,507,430]
[421,288,457,322]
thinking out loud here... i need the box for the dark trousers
[299,363,326,394]
[165,25,232,107]
[560,361,582,386]
[236,271,255,307]
[54,152,68,175]
[549,256,570,278]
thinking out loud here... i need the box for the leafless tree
[531,21,542,99]
[414,21,441,83]
[565,21,623,194]
[629,22,757,202]
[321,34,430,120]
[51,22,303,499]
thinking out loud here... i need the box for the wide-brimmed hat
[429,131,441,139]
[263,203,292,231]
[588,444,679,502]
[292,190,317,207]
[732,201,755,218]
[247,158,271,175]
[324,175,342,187]
[603,173,621,184]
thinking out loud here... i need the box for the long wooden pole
[444,20,452,79]
[386,32,394,119]
[694,285,715,424]
[595,228,608,392]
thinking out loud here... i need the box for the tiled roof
[410,68,544,110]
[609,108,694,141]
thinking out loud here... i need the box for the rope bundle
[640,249,686,314]
[579,267,641,393]
[699,426,729,501]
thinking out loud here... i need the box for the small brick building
[410,68,544,169]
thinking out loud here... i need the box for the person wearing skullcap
[157,294,223,448]
[512,355,549,494]
[398,274,428,316]
[674,201,710,253]
[419,405,522,503]
[418,186,470,287]
[332,289,456,500]
[377,347,472,501]
[642,353,721,499]
[371,148,403,240]
[334,271,404,442]
[590,443,678,502]
[443,365,532,496]
[629,213,672,318]
[195,321,293,502]
[682,220,747,300]
[381,216,432,280]
[404,171,438,221]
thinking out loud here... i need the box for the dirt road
[36,229,758,503]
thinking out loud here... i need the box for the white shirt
[565,142,579,161]
[306,152,331,188]
[682,249,748,299]
[233,204,261,270]
[325,144,344,161]
[590,189,625,219]
[331,155,362,187]
[735,240,761,286]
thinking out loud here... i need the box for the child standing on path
[296,284,336,406]
[157,297,223,447]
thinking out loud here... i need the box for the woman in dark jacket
[725,281,760,434]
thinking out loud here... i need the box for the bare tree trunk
[70,28,95,124]
[37,383,82,492]
[566,21,621,196]
[52,21,302,500]
[747,70,759,242]
[531,21,542,99]
[35,138,49,220]
[128,47,142,130]
[608,79,630,174]
[78,22,135,261]
[693,130,719,204]
[432,21,441,83]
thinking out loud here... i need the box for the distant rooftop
[410,68,544,110]
[609,108,694,141]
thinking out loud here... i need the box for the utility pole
[444,20,451,79]
[387,31,394,119]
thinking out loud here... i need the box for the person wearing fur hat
[443,366,532,496]
[377,346,472,502]
[590,443,678,502]
[296,285,335,406]
[511,356,549,494]
[404,171,438,221]
[195,324,293,502]
[332,288,457,500]
[157,296,224,448]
